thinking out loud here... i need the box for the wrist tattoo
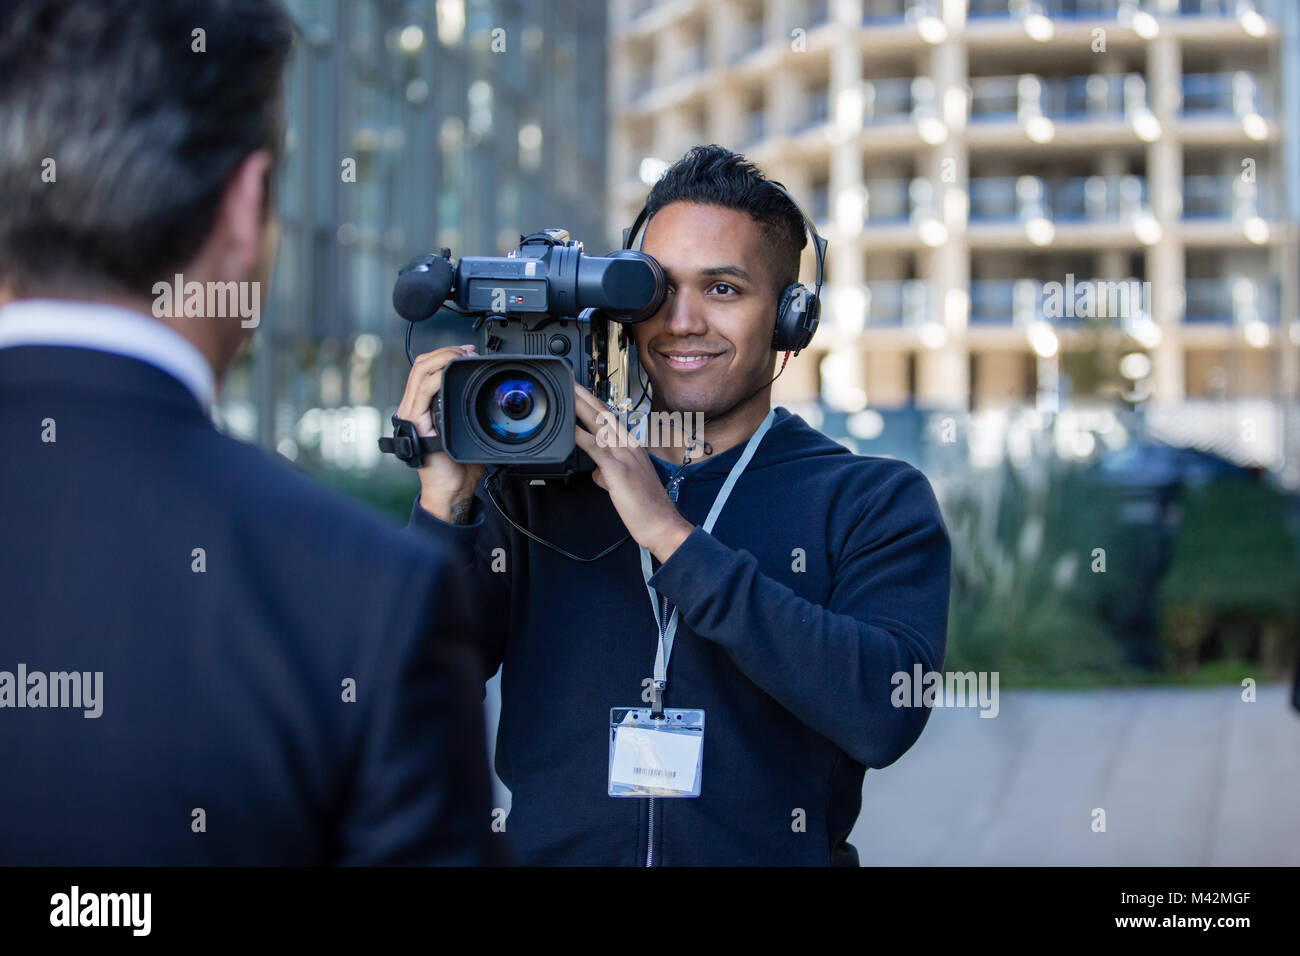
[449,498,473,525]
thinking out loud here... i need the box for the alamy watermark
[596,409,706,450]
[1041,274,1151,321]
[50,886,150,936]
[891,663,999,718]
[0,664,103,718]
[151,274,260,328]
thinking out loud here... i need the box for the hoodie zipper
[645,796,656,866]
[647,470,685,867]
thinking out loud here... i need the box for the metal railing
[863,179,914,223]
[862,78,916,123]
[969,278,1150,326]
[860,280,932,327]
[793,88,830,133]
[969,175,1149,222]
[1182,175,1269,220]
[1183,277,1279,324]
[728,19,765,63]
[969,73,1148,122]
[1181,72,1271,117]
[966,0,1271,18]
[841,278,1277,328]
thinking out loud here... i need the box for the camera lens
[477,372,549,443]
[499,385,533,420]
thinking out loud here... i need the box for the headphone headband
[763,180,828,313]
[623,181,826,291]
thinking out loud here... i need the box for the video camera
[380,229,666,480]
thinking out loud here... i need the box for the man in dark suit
[0,0,499,865]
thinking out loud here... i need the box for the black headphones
[620,180,828,356]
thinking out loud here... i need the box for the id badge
[608,707,705,798]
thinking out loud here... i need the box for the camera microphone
[393,252,456,322]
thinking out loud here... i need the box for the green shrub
[940,458,1131,685]
[1157,478,1300,674]
[309,466,420,526]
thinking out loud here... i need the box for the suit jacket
[0,343,500,865]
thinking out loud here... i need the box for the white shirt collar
[0,298,216,411]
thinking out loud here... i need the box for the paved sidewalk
[849,685,1300,865]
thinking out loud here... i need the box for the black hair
[0,0,296,298]
[640,144,808,298]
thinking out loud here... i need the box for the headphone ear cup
[800,294,821,349]
[773,283,809,351]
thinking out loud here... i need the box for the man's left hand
[572,383,694,563]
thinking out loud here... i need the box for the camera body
[434,313,627,479]
[387,228,664,479]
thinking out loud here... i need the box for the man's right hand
[397,344,486,523]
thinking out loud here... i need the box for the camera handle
[378,415,444,468]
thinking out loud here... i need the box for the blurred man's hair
[641,144,808,299]
[0,0,295,299]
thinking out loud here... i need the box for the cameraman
[398,145,951,865]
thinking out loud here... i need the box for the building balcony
[1174,0,1264,13]
[740,111,767,150]
[674,43,708,79]
[1181,71,1273,118]
[789,0,831,30]
[969,72,1147,124]
[964,277,1277,329]
[1181,175,1270,221]
[728,19,766,64]
[968,0,1119,18]
[831,277,1280,353]
[968,0,1272,18]
[809,182,830,223]
[792,88,831,134]
[1183,277,1279,325]
[862,78,917,124]
[969,175,1149,223]
[861,0,932,25]
[825,170,1278,251]
[859,280,932,328]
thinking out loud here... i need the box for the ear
[211,149,274,278]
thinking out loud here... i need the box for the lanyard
[638,408,776,713]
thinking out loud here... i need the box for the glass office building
[218,0,609,470]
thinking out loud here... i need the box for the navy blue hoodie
[406,405,950,865]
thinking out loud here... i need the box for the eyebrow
[666,264,753,284]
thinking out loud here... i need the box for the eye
[709,282,737,296]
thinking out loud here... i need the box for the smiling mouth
[658,351,723,372]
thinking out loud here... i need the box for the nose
[662,286,709,340]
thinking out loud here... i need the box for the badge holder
[608,707,704,798]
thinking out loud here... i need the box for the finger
[397,364,448,421]
[404,348,466,388]
[398,346,473,423]
[573,386,634,448]
[573,422,612,466]
[572,388,632,450]
[573,421,600,452]
[571,393,609,436]
[411,344,474,371]
[572,381,602,411]
[571,386,601,424]
[572,382,623,427]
